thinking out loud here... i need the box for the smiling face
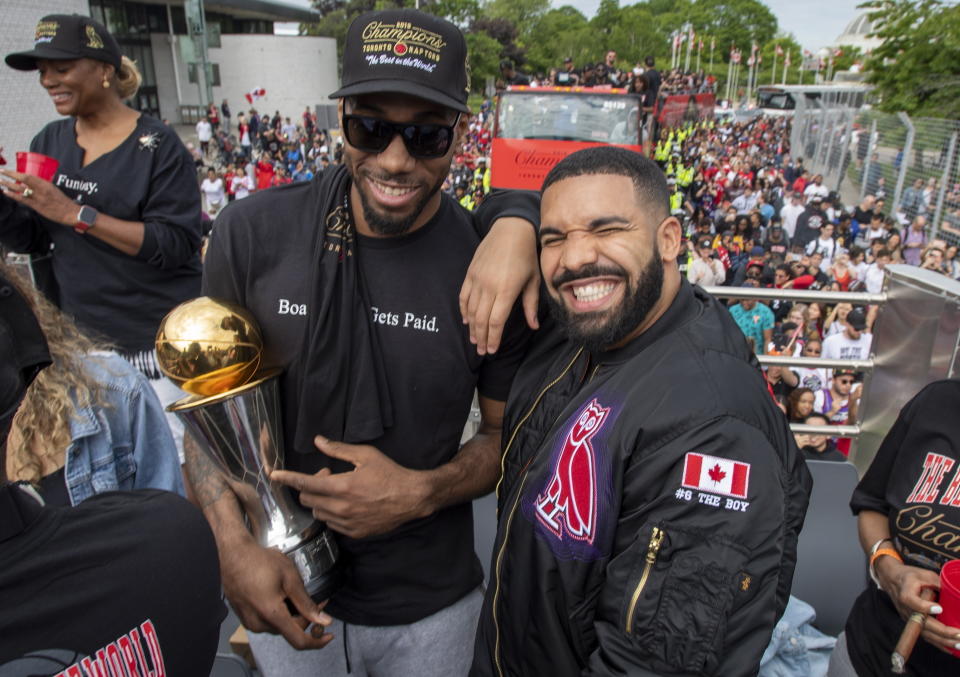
[37,58,113,117]
[340,93,464,237]
[539,174,680,352]
[797,391,815,418]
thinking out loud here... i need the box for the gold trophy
[157,297,339,602]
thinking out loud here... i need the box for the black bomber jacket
[471,280,812,677]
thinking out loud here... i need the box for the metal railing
[703,285,887,443]
[795,101,960,245]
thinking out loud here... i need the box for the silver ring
[21,188,33,198]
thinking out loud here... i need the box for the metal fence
[792,98,960,245]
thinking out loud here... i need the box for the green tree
[524,6,591,74]
[465,31,502,93]
[484,0,550,39]
[683,0,778,60]
[860,0,960,117]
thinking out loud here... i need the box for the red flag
[833,48,844,58]
[244,87,266,104]
[711,37,716,50]
[689,28,696,43]
[775,44,784,56]
[699,39,704,50]
[784,51,791,67]
[747,56,755,66]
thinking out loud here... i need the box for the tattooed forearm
[183,431,231,509]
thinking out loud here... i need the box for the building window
[188,63,221,87]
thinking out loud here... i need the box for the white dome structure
[834,12,883,53]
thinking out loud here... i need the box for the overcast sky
[555,0,861,52]
[281,0,862,52]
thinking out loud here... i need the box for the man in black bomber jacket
[471,147,812,676]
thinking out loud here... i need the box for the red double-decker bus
[490,86,643,191]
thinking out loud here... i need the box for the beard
[545,247,665,353]
[347,164,445,237]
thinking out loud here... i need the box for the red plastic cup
[939,559,960,657]
[16,152,59,180]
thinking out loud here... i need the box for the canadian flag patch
[682,452,750,499]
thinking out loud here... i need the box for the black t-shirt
[853,206,873,225]
[643,68,661,107]
[0,115,202,352]
[793,208,824,249]
[768,376,795,401]
[554,69,578,85]
[0,487,224,675]
[845,380,960,676]
[203,176,532,625]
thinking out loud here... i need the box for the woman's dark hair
[734,215,753,239]
[787,387,815,423]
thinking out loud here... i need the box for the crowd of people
[648,114,960,462]
[1,9,958,677]
[191,106,343,217]
[499,52,714,98]
[192,100,501,218]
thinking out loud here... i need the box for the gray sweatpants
[247,587,483,677]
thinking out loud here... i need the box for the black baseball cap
[846,307,867,330]
[6,14,121,72]
[329,9,470,114]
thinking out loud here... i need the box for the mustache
[551,263,626,288]
[361,169,419,188]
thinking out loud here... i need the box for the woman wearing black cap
[0,14,201,445]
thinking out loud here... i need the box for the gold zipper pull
[625,526,666,634]
[646,527,664,563]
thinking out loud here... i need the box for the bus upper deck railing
[702,284,888,441]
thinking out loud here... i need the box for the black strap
[291,166,394,455]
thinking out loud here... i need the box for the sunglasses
[341,113,460,159]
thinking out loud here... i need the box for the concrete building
[1,0,337,154]
[834,12,883,54]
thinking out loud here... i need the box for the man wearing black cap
[815,367,859,426]
[0,271,224,674]
[555,57,580,86]
[821,306,872,361]
[195,8,538,675]
[763,218,790,257]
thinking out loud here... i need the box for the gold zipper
[625,527,665,634]
[491,347,583,677]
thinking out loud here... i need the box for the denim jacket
[759,596,837,677]
[64,352,184,505]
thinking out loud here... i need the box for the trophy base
[286,527,340,603]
